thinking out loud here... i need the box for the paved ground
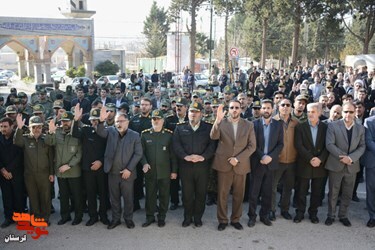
[0,182,373,250]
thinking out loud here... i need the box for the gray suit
[325,120,365,219]
[363,116,375,220]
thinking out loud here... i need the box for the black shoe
[367,219,375,228]
[339,218,351,227]
[86,218,98,226]
[142,219,156,227]
[51,204,55,214]
[352,195,360,202]
[182,218,192,227]
[58,217,72,225]
[269,211,276,221]
[100,218,110,225]
[281,211,292,220]
[1,219,14,228]
[206,197,215,206]
[230,222,243,230]
[72,218,82,225]
[125,220,135,229]
[293,214,304,223]
[158,220,166,227]
[247,218,256,227]
[133,202,141,212]
[170,203,179,210]
[260,217,272,226]
[107,220,121,229]
[309,215,319,224]
[325,217,334,226]
[218,223,228,231]
[194,219,203,227]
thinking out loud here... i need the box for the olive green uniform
[140,128,177,222]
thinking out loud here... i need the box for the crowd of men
[1,60,375,232]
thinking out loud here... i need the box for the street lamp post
[209,0,213,76]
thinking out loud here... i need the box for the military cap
[151,109,163,119]
[53,100,64,109]
[258,88,265,93]
[211,99,220,106]
[204,99,211,104]
[33,104,45,114]
[212,92,219,98]
[218,92,224,99]
[278,82,285,88]
[29,116,44,127]
[117,102,130,113]
[182,88,190,94]
[105,103,116,112]
[13,98,20,104]
[161,100,170,108]
[133,101,141,107]
[89,108,101,120]
[5,105,17,114]
[39,89,47,95]
[17,92,27,98]
[10,88,17,93]
[0,96,4,101]
[296,94,308,102]
[189,102,203,112]
[252,100,261,108]
[246,90,254,97]
[60,111,74,121]
[170,98,177,103]
[192,92,200,98]
[224,85,232,94]
[176,97,189,106]
[35,84,43,91]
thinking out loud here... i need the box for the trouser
[133,163,144,204]
[295,177,325,216]
[327,168,356,219]
[108,173,134,222]
[83,170,108,220]
[271,163,295,212]
[217,170,246,223]
[248,165,273,219]
[366,168,375,220]
[24,173,51,220]
[180,166,208,221]
[0,173,25,220]
[207,168,218,196]
[170,174,180,205]
[353,164,364,197]
[244,173,250,202]
[145,177,170,221]
[57,177,83,220]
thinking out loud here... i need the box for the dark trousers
[145,177,170,221]
[0,174,25,220]
[133,163,144,204]
[170,175,180,205]
[83,170,108,220]
[57,177,83,220]
[296,177,325,216]
[271,163,295,212]
[366,168,375,220]
[24,173,51,220]
[353,164,364,197]
[248,165,273,219]
[180,166,208,221]
[108,173,134,222]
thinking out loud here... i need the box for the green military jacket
[140,128,178,180]
[44,128,82,178]
[14,128,54,176]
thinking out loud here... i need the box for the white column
[17,56,26,78]
[34,61,43,83]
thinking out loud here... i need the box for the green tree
[66,65,86,78]
[169,0,208,73]
[143,1,170,56]
[94,60,120,75]
[196,32,209,57]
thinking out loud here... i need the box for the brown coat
[210,118,256,175]
[273,114,298,164]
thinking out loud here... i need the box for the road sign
[230,47,239,57]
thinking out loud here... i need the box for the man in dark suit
[325,102,366,227]
[364,115,375,228]
[293,103,329,224]
[247,99,284,227]
[210,101,256,231]
[173,102,216,228]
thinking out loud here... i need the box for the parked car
[0,70,15,79]
[195,73,209,88]
[51,70,67,83]
[96,75,119,86]
[0,75,8,86]
[70,77,93,89]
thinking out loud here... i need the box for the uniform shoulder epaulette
[23,133,30,137]
[163,128,173,134]
[141,128,152,134]
[176,121,187,125]
[82,124,90,127]
[166,114,174,118]
[204,120,214,125]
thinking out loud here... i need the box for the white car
[51,70,67,83]
[70,77,93,89]
[0,75,8,86]
[96,75,119,86]
[195,73,209,88]
[0,70,15,79]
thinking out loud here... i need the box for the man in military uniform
[202,99,214,123]
[13,98,30,125]
[30,84,44,105]
[18,92,33,116]
[223,85,234,107]
[173,102,216,227]
[249,101,262,122]
[35,89,53,119]
[104,103,116,127]
[129,97,153,210]
[45,111,83,226]
[4,105,18,127]
[140,109,178,227]
[49,82,65,102]
[14,115,54,224]
[292,94,308,123]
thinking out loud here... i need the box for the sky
[0,0,223,39]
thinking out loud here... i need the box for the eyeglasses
[229,106,240,110]
[280,103,291,107]
[253,107,261,110]
[343,111,354,114]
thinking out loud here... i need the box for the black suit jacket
[251,118,284,171]
[294,121,328,178]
